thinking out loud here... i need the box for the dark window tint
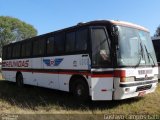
[33,40,38,56]
[66,31,76,52]
[12,44,21,58]
[25,42,32,57]
[47,37,55,55]
[2,47,7,59]
[54,32,65,53]
[21,43,26,57]
[92,27,111,67]
[8,46,12,59]
[153,40,160,62]
[76,28,88,51]
[21,41,32,57]
[33,38,46,56]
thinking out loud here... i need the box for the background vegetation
[0,16,37,57]
[154,25,160,37]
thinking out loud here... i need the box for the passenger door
[90,26,114,100]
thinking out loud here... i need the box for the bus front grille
[135,77,153,81]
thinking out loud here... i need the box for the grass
[0,78,159,119]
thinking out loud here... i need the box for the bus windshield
[117,26,157,67]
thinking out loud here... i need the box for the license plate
[138,91,146,96]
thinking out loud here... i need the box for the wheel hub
[77,89,82,96]
[76,85,83,96]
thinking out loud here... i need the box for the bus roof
[77,20,149,32]
[4,20,149,46]
[77,20,149,31]
[110,20,149,32]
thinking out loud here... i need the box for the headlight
[120,77,135,82]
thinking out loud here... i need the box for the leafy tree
[0,16,37,56]
[154,25,160,37]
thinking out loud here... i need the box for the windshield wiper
[135,42,144,67]
[144,44,156,67]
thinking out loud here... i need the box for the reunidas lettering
[3,60,29,67]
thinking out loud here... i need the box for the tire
[16,73,24,87]
[71,78,89,102]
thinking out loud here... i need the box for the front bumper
[113,79,158,100]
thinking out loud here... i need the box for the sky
[0,0,160,36]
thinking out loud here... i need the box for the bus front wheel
[71,78,89,102]
[16,73,24,87]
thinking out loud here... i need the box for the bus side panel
[59,74,71,91]
[2,71,9,81]
[2,71,16,82]
[91,77,113,100]
[36,73,59,89]
[32,57,59,88]
[58,54,90,70]
[32,58,43,69]
[42,56,60,89]
[9,71,16,82]
[2,58,32,83]
[22,72,34,85]
[57,54,90,92]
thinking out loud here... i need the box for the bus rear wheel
[71,78,89,102]
[16,73,24,87]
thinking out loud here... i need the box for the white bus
[2,20,158,101]
[152,36,160,79]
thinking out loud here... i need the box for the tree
[154,25,160,37]
[0,16,37,56]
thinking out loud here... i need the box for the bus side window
[2,47,7,60]
[39,38,45,56]
[47,36,55,55]
[8,46,12,59]
[66,31,76,53]
[76,28,88,51]
[12,43,21,58]
[21,42,26,57]
[54,32,65,53]
[25,41,32,57]
[33,40,39,56]
[21,41,32,58]
[33,38,45,56]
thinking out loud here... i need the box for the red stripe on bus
[58,71,90,75]
[114,70,126,77]
[2,68,115,78]
[91,74,113,78]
